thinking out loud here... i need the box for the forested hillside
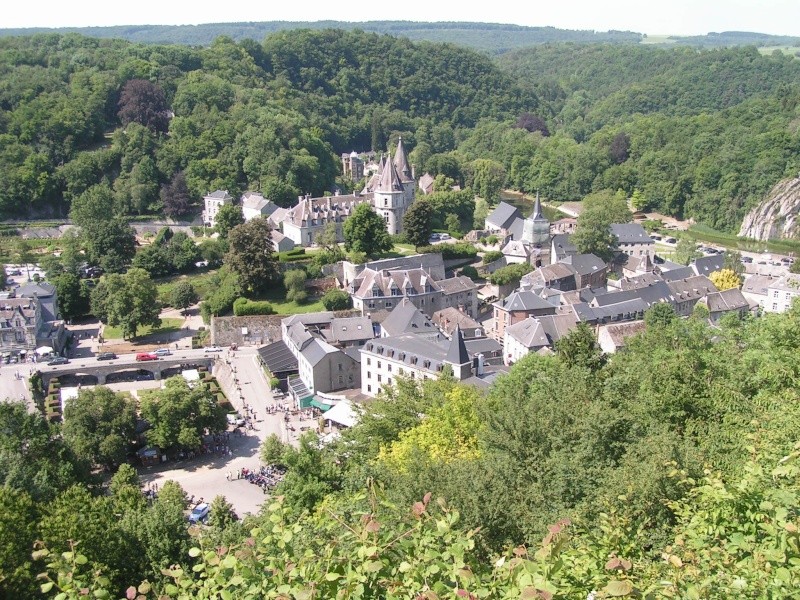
[457,44,800,232]
[0,31,534,218]
[2,32,800,231]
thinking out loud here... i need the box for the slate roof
[206,190,231,200]
[742,274,775,296]
[602,321,647,348]
[393,138,414,182]
[432,307,482,335]
[562,253,606,276]
[322,317,374,344]
[705,288,749,312]
[362,333,451,372]
[285,194,371,227]
[301,338,339,367]
[660,266,695,281]
[538,314,580,343]
[485,202,522,230]
[257,341,298,374]
[551,233,577,260]
[438,276,478,295]
[15,282,55,298]
[282,312,335,329]
[241,192,275,214]
[464,337,502,355]
[507,217,525,241]
[692,255,725,277]
[494,290,555,312]
[610,223,653,244]
[445,326,471,365]
[377,158,404,192]
[767,274,800,293]
[353,268,439,299]
[619,273,664,291]
[506,317,549,348]
[501,238,533,258]
[665,276,718,302]
[380,298,435,336]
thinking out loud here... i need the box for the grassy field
[103,317,183,341]
[758,46,800,57]
[155,269,220,304]
[257,287,326,315]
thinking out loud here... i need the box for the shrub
[460,265,479,280]
[483,250,504,264]
[486,234,499,245]
[416,243,478,260]
[321,288,352,311]
[233,297,276,316]
[489,263,533,286]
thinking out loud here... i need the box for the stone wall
[210,315,285,347]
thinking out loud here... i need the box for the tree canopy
[342,203,392,257]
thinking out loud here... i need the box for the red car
[135,353,159,361]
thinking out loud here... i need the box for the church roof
[529,192,547,222]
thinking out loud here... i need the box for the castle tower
[392,137,416,206]
[373,158,405,235]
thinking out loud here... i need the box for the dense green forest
[2,30,800,231]
[0,22,644,51]
[6,305,800,598]
[2,20,798,53]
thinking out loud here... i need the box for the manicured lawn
[393,243,416,254]
[103,317,184,340]
[255,287,326,315]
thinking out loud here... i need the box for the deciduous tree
[214,203,244,239]
[171,281,198,312]
[118,79,170,134]
[709,268,742,291]
[62,387,138,470]
[224,218,278,295]
[342,203,392,257]
[402,199,433,248]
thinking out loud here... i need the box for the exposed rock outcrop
[739,176,800,241]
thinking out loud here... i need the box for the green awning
[309,398,333,412]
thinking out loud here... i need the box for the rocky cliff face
[739,176,800,241]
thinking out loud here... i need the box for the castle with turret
[282,138,416,247]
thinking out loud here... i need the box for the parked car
[439,233,451,240]
[741,256,753,264]
[48,356,69,365]
[428,233,441,241]
[96,352,117,361]
[188,502,210,524]
[204,345,223,353]
[154,348,171,356]
[665,237,677,244]
[227,413,246,427]
[135,353,159,361]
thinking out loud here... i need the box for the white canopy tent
[35,346,53,355]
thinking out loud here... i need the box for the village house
[491,290,558,342]
[610,223,654,258]
[700,288,750,324]
[0,285,68,358]
[432,307,485,339]
[741,274,775,310]
[503,313,579,365]
[597,321,647,353]
[360,327,473,397]
[380,298,436,337]
[202,190,233,228]
[484,201,522,238]
[763,274,800,313]
[241,192,280,222]
[561,253,608,288]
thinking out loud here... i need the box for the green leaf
[325,572,341,581]
[188,547,201,558]
[40,582,54,593]
[364,560,383,573]
[604,580,633,597]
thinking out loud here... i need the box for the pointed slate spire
[377,157,403,192]
[530,191,544,221]
[393,137,413,182]
[445,325,470,366]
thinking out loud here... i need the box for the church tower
[522,192,550,247]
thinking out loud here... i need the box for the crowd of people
[227,465,286,493]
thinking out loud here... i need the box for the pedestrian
[226,472,230,481]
